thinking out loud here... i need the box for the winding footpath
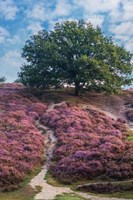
[30,102,72,200]
[29,102,133,200]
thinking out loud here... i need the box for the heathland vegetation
[0,83,47,191]
[0,83,133,199]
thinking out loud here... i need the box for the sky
[0,0,133,82]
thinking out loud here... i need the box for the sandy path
[30,102,73,200]
[81,104,118,120]
[30,102,133,200]
[76,192,133,200]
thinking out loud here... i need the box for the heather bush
[78,182,133,193]
[1,83,24,89]
[0,84,47,191]
[41,103,133,183]
[125,110,133,121]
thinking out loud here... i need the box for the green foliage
[0,76,6,83]
[19,20,133,95]
[19,30,62,89]
[14,78,22,83]
[0,186,36,200]
[105,191,133,199]
[128,135,133,141]
[54,193,88,200]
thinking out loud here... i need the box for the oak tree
[19,20,133,95]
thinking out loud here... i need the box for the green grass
[45,171,65,187]
[128,135,133,141]
[54,193,89,200]
[103,191,133,199]
[127,130,133,142]
[0,186,36,200]
[34,88,83,104]
[0,166,42,200]
[54,191,133,200]
[91,189,133,199]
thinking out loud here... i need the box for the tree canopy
[19,20,133,95]
[0,76,6,83]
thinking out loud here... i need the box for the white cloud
[109,20,133,53]
[2,50,22,68]
[0,28,21,46]
[27,22,43,34]
[53,0,72,17]
[111,22,133,36]
[73,0,122,28]
[122,0,133,21]
[114,34,129,43]
[72,0,133,27]
[86,15,104,27]
[109,9,122,24]
[109,0,133,23]
[0,50,23,82]
[6,35,21,45]
[125,40,133,52]
[0,27,10,43]
[26,2,49,21]
[26,0,74,24]
[73,0,121,14]
[0,0,18,20]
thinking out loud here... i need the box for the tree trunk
[74,82,80,96]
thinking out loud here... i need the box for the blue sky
[0,0,133,82]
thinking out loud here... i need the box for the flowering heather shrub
[125,110,133,121]
[0,84,47,191]
[0,82,25,89]
[41,103,133,183]
[78,182,133,193]
[29,102,47,115]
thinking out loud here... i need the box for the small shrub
[125,110,133,121]
[78,182,133,194]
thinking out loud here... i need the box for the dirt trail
[30,102,73,200]
[81,104,118,120]
[75,192,132,200]
[30,102,133,200]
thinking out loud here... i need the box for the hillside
[41,88,133,128]
[0,83,133,200]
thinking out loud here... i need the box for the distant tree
[0,76,6,83]
[19,20,133,96]
[14,78,23,83]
